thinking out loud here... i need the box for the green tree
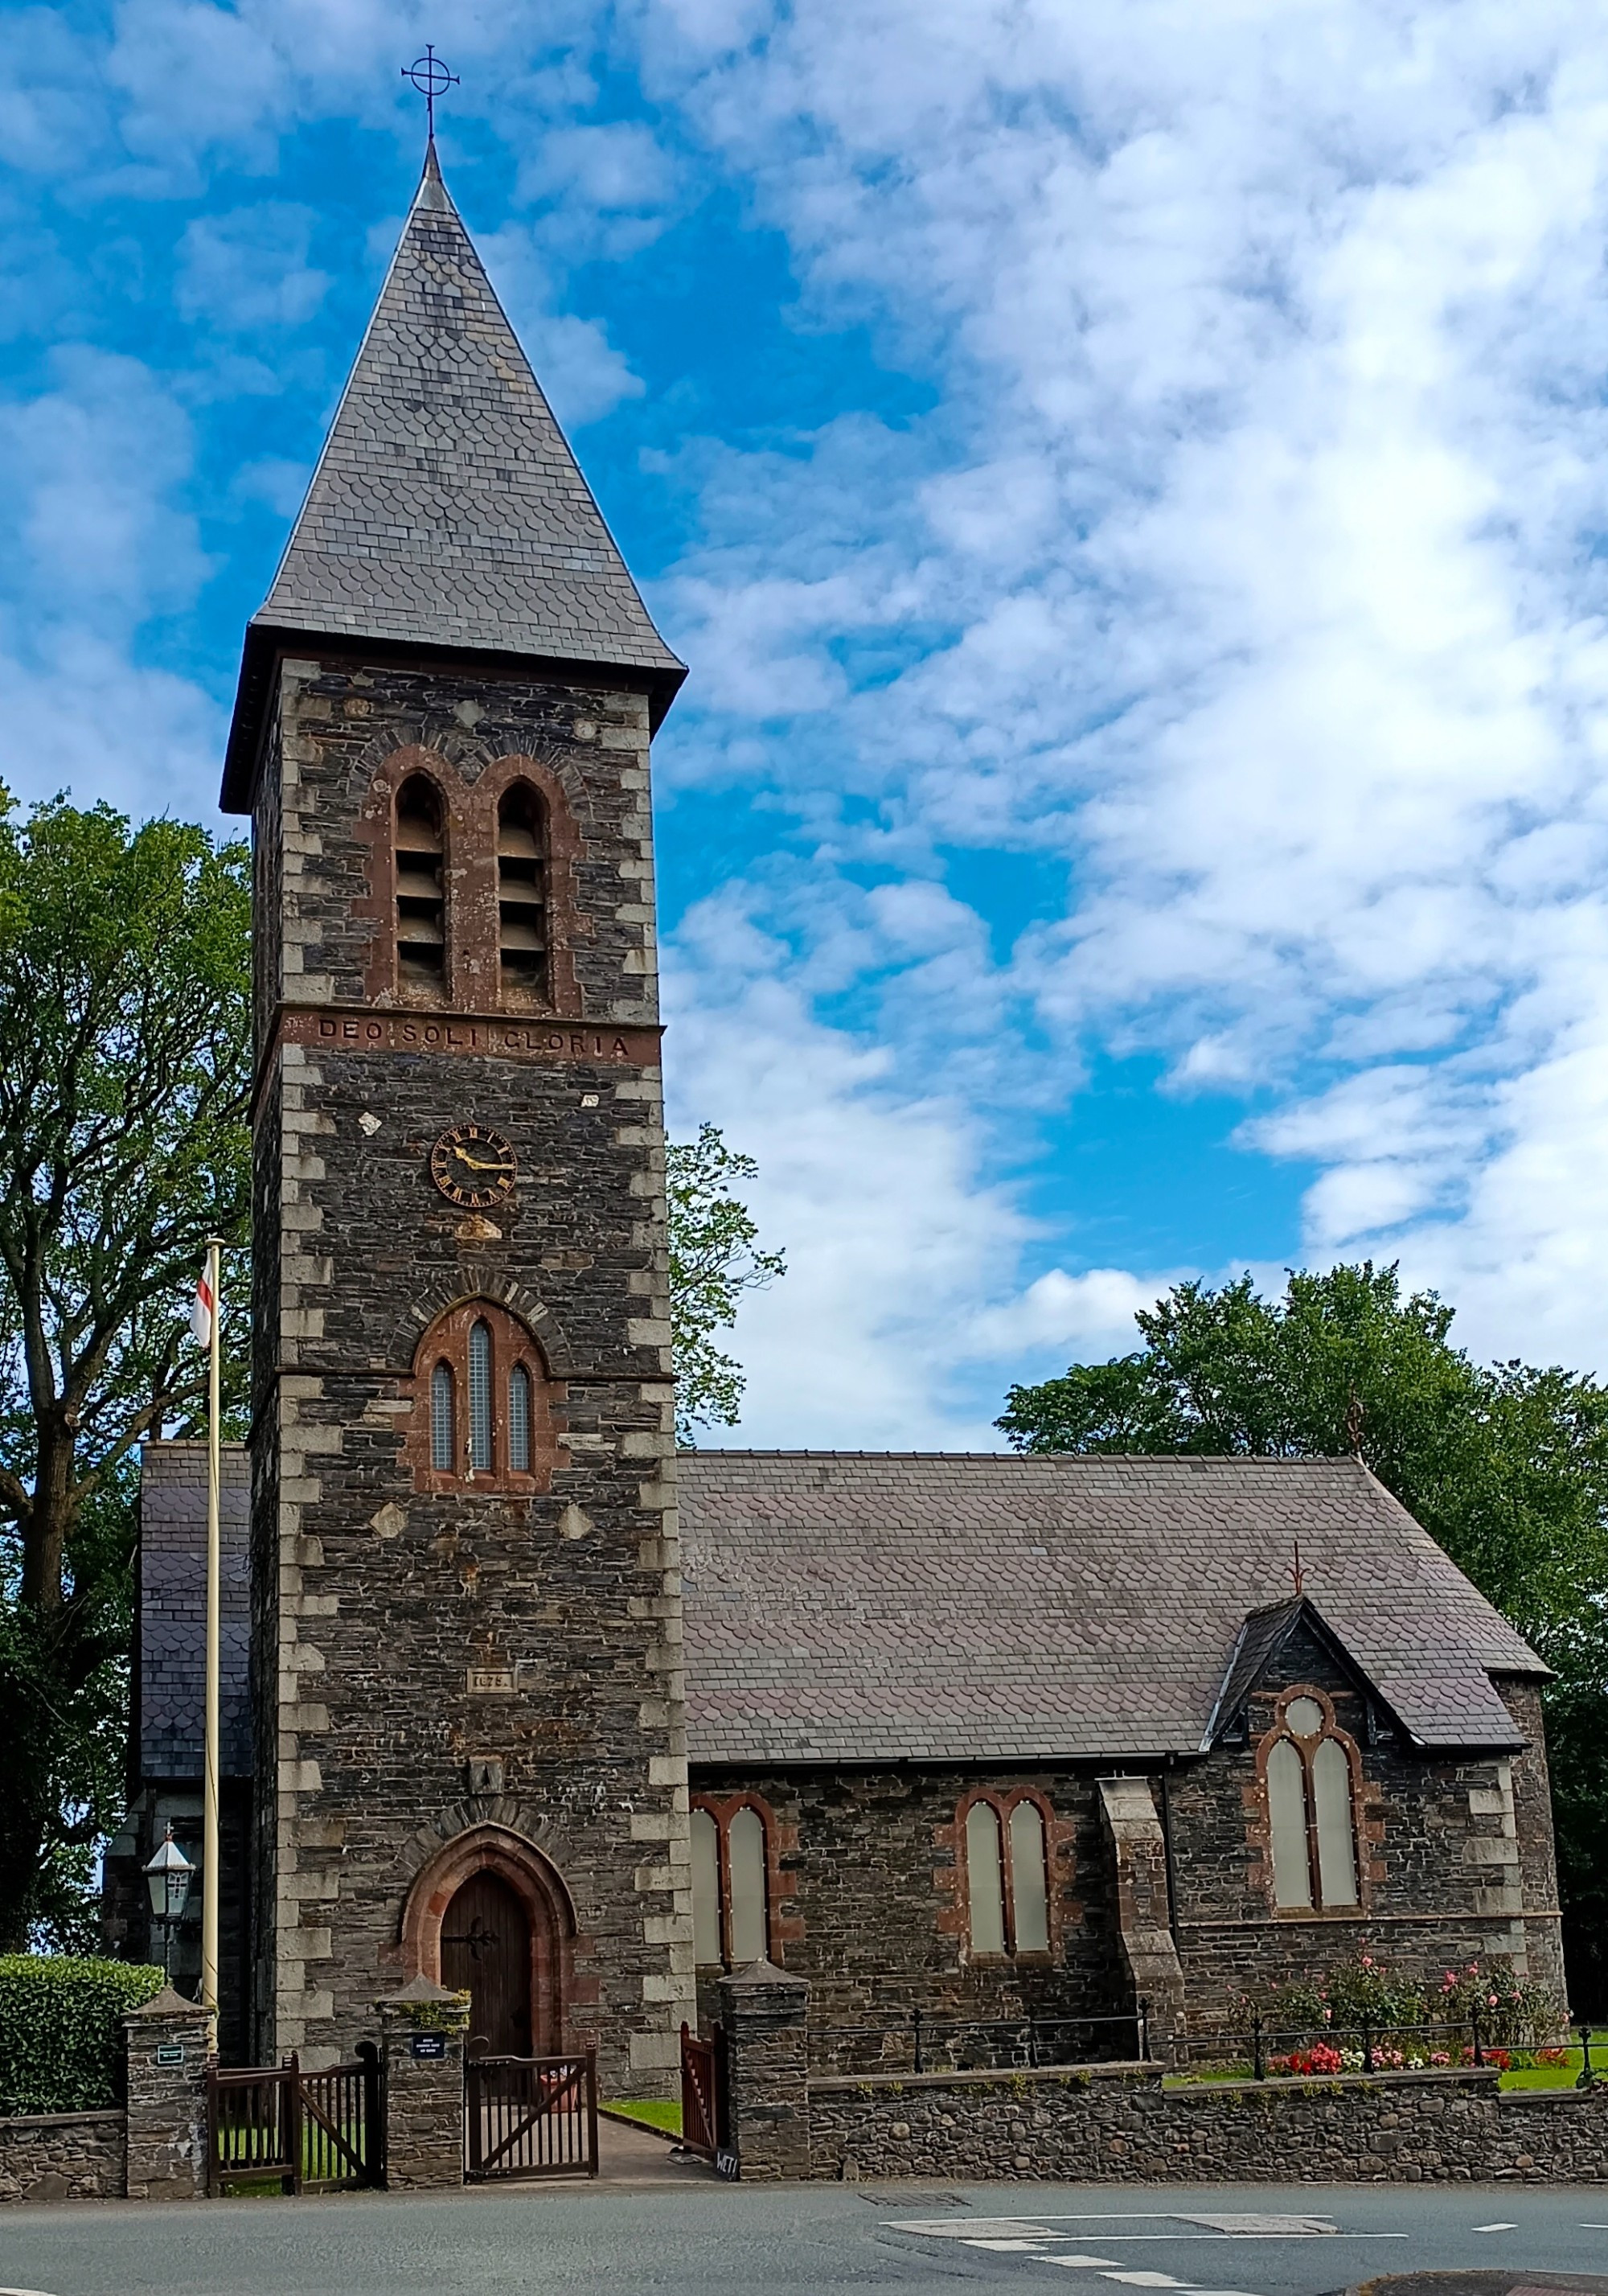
[666,1123,786,1445]
[999,1262,1608,2014]
[0,793,251,1949]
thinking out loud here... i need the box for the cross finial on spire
[1346,1386,1365,1457]
[402,45,458,142]
[1290,1538,1305,1598]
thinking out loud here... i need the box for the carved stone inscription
[275,1005,660,1065]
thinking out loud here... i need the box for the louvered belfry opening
[497,785,548,998]
[395,774,447,990]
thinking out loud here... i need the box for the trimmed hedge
[0,1956,166,2115]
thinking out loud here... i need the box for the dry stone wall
[807,2064,1608,2184]
[0,2112,125,2205]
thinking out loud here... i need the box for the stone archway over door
[441,1871,535,2056]
[400,1823,576,2059]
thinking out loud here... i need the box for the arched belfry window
[1261,1689,1361,1911]
[408,1299,557,1494]
[496,786,548,1000]
[395,775,447,993]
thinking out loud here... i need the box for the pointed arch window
[430,1362,455,1472]
[507,1365,531,1475]
[496,785,548,1000]
[468,1319,494,1472]
[1261,1689,1361,1912]
[394,774,447,994]
[958,1789,1056,1959]
[407,1300,557,1494]
[691,1795,777,1969]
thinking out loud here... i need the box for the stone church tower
[219,145,693,2085]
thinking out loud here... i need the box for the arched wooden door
[441,1871,533,2057]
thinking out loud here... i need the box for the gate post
[376,1974,470,2190]
[716,1959,810,2181]
[122,1984,218,2201]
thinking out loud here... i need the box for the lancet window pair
[393,772,551,1002]
[691,1797,773,1969]
[962,1791,1052,1958]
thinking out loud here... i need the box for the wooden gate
[679,2021,728,2164]
[464,2050,598,2181]
[207,2048,382,2195]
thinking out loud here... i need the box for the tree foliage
[999,1262,1608,2013]
[0,793,252,1949]
[666,1123,786,1445]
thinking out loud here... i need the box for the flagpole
[202,1237,223,2015]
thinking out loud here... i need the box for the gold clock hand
[453,1148,512,1173]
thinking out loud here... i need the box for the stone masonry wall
[1167,1621,1566,2027]
[694,1718,1564,2060]
[249,653,691,2089]
[807,2064,1608,2184]
[691,1768,1129,2056]
[0,2112,126,2205]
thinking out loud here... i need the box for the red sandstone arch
[400,1825,577,2054]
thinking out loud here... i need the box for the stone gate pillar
[716,1959,810,2180]
[122,1986,217,2201]
[377,1974,470,2190]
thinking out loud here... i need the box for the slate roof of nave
[222,144,682,808]
[676,1451,1544,1764]
[133,1445,1545,1785]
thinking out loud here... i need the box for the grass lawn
[1499,2048,1589,2090]
[1161,2048,1594,2093]
[603,2097,683,2135]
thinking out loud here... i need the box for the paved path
[2,2179,1606,2295]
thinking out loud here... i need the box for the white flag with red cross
[191,1263,218,1347]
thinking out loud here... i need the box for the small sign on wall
[410,2031,448,2061]
[466,1666,515,1696]
[155,2043,186,2067]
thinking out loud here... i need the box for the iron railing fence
[809,2003,1151,2076]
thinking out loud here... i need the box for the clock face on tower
[429,1123,518,1210]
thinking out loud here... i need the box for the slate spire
[222,144,683,807]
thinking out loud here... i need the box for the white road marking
[964,2240,1066,2253]
[1178,2216,1337,2236]
[1100,2273,1196,2286]
[889,2219,1060,2238]
[1036,2258,1124,2269]
[1473,2223,1518,2233]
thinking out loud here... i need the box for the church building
[105,147,1567,2079]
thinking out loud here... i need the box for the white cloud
[178,204,330,331]
[478,225,645,429]
[0,348,219,821]
[635,0,1608,1414]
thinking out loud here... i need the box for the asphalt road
[3,2179,1608,2296]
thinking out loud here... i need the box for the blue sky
[6,1,1608,1444]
